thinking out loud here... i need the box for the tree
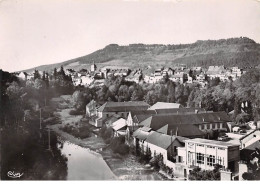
[33,70,41,80]
[189,165,221,180]
[53,68,57,80]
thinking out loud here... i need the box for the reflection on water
[1,128,68,180]
[59,140,116,180]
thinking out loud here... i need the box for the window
[207,146,215,149]
[196,153,205,164]
[216,156,223,166]
[207,155,215,166]
[178,156,183,163]
[106,114,109,118]
[212,124,215,129]
[207,124,210,129]
[201,125,204,130]
[218,147,225,150]
[217,123,220,128]
[197,144,204,147]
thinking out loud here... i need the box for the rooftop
[145,131,188,150]
[98,101,150,112]
[148,102,183,110]
[139,111,230,137]
[112,118,127,131]
[185,138,239,148]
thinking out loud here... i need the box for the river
[59,140,116,180]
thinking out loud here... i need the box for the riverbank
[48,108,164,180]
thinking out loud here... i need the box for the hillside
[23,37,260,73]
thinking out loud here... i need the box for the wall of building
[145,142,168,163]
[185,142,229,170]
[240,130,260,149]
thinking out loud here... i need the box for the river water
[59,141,116,180]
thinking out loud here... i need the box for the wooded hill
[23,37,260,73]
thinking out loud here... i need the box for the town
[3,62,260,181]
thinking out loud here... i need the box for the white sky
[0,0,260,72]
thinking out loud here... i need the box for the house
[187,75,193,84]
[154,68,163,76]
[133,126,153,148]
[148,102,183,110]
[101,66,130,77]
[143,130,188,163]
[86,100,99,117]
[176,138,240,179]
[126,110,157,144]
[65,69,76,76]
[112,118,127,137]
[206,66,226,80]
[139,111,231,138]
[191,67,202,72]
[94,101,150,127]
[169,72,187,84]
[81,75,94,86]
[162,68,174,76]
[103,114,122,127]
[139,115,205,139]
[195,72,206,82]
[91,63,97,72]
[125,70,142,83]
[18,72,28,80]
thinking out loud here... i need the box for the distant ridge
[22,37,260,73]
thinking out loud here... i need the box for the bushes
[100,127,129,155]
[60,125,91,139]
[99,126,113,144]
[69,109,83,115]
[189,165,220,180]
[139,145,152,164]
[109,136,129,155]
[150,154,164,171]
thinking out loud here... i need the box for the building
[206,66,226,80]
[155,108,206,114]
[86,100,99,117]
[176,138,240,178]
[139,115,205,139]
[162,68,174,76]
[139,111,231,138]
[91,63,97,72]
[148,102,183,110]
[18,72,28,80]
[239,129,260,149]
[143,130,188,163]
[169,72,187,84]
[195,72,206,82]
[81,75,94,86]
[112,118,127,137]
[125,70,142,83]
[126,110,157,144]
[187,75,193,84]
[94,101,150,127]
[101,66,130,77]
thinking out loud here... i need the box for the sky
[0,0,260,72]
